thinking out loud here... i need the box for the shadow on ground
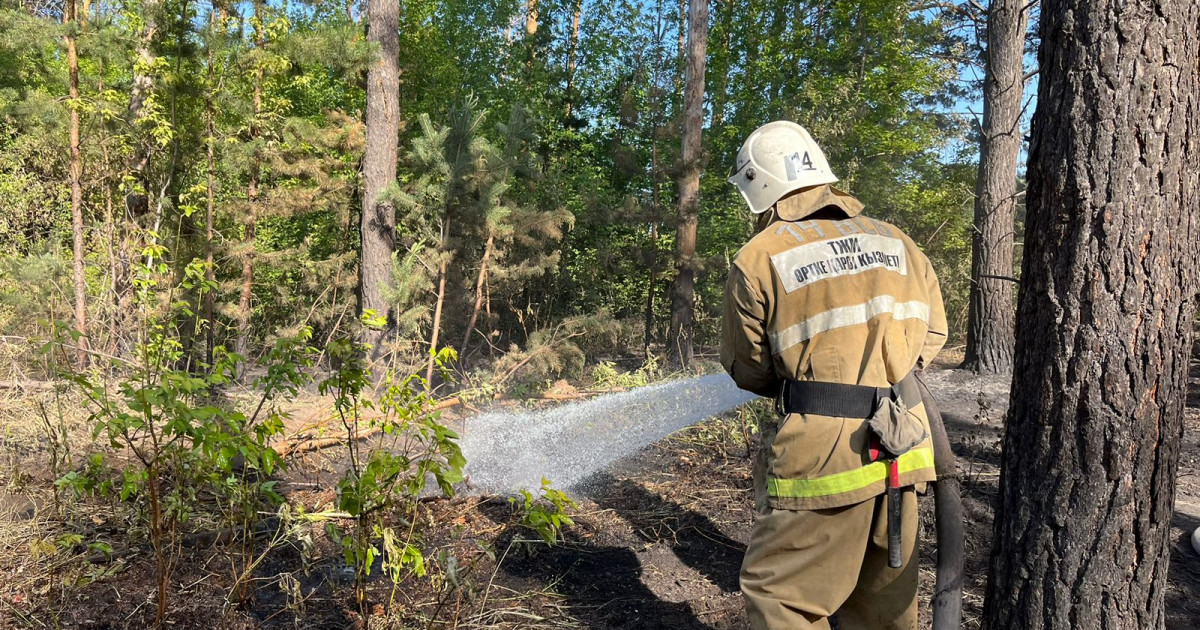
[494,526,720,630]
[478,470,752,630]
[586,473,746,593]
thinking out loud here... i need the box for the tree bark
[707,0,730,129]
[426,219,450,385]
[124,0,160,219]
[644,128,661,350]
[963,0,1027,374]
[668,0,705,367]
[525,0,537,36]
[981,1,1200,628]
[203,7,217,367]
[564,0,582,119]
[360,0,400,356]
[234,4,264,361]
[462,233,494,355]
[65,0,87,369]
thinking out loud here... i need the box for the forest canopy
[0,0,984,380]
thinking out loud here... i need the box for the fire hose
[916,372,964,630]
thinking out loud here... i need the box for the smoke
[460,374,757,494]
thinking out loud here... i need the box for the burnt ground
[2,352,1200,629]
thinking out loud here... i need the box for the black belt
[776,372,919,418]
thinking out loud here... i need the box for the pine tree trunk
[644,134,661,350]
[65,0,87,369]
[203,8,217,367]
[564,0,581,119]
[963,0,1027,374]
[110,0,160,357]
[981,2,1200,628]
[235,10,264,361]
[235,202,256,359]
[525,0,538,36]
[668,0,705,367]
[644,220,659,350]
[426,219,450,385]
[360,0,400,355]
[124,0,159,218]
[708,0,730,129]
[462,233,494,355]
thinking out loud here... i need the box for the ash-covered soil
[3,353,1200,629]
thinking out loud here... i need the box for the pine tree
[982,0,1200,626]
[359,0,400,356]
[963,0,1030,374]
[668,0,705,366]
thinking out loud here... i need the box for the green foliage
[492,310,628,385]
[592,352,662,389]
[47,247,314,624]
[510,477,577,545]
[319,334,465,623]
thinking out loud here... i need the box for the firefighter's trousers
[740,488,919,630]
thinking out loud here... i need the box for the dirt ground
[2,350,1200,629]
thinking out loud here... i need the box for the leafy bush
[592,352,662,390]
[50,250,315,625]
[319,332,465,627]
[510,477,577,545]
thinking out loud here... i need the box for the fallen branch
[277,397,463,457]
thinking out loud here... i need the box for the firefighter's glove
[867,397,928,457]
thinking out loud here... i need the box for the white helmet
[728,121,838,214]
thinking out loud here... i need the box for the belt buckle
[775,380,788,416]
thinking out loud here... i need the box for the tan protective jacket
[721,185,947,511]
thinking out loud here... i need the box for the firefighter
[721,121,947,630]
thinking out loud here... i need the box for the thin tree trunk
[564,0,582,119]
[644,135,661,350]
[708,0,730,129]
[235,5,264,361]
[65,0,87,369]
[962,0,1027,374]
[124,0,160,219]
[426,220,450,384]
[668,0,706,367]
[360,0,400,357]
[981,1,1200,627]
[462,233,494,355]
[110,0,160,357]
[203,8,217,367]
[675,0,685,93]
[235,201,255,359]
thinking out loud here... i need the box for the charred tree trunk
[359,0,400,356]
[981,1,1200,628]
[963,0,1027,374]
[65,0,87,368]
[668,0,706,367]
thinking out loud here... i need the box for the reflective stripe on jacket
[721,184,947,510]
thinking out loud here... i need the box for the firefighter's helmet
[728,121,838,214]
